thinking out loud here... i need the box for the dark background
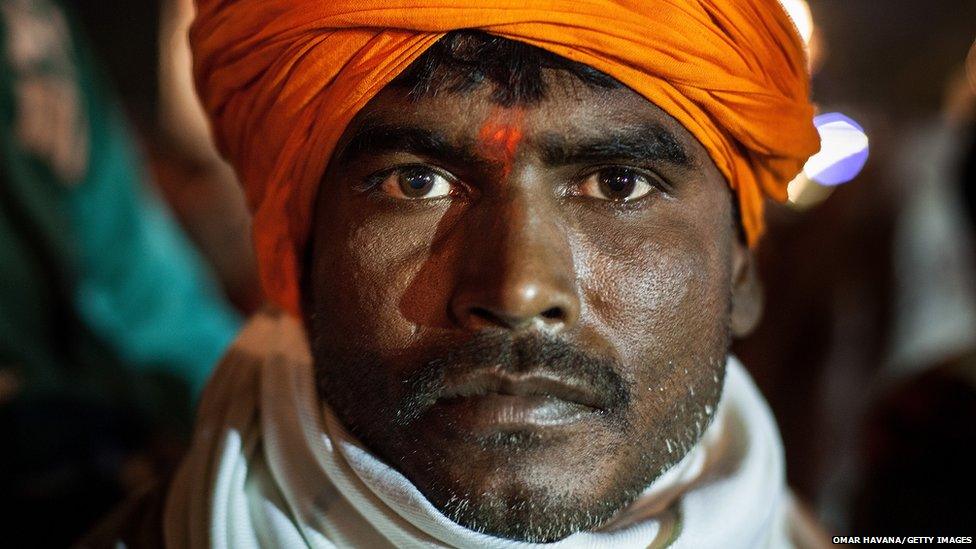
[6,0,976,543]
[71,0,976,538]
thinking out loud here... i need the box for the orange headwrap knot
[191,0,820,316]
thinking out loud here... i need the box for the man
[96,1,828,546]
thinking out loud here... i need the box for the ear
[730,241,763,338]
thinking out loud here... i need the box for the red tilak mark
[477,108,524,177]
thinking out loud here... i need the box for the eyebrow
[334,120,692,170]
[537,123,692,168]
[334,122,488,169]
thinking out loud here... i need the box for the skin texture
[305,73,760,542]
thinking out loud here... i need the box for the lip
[440,370,607,410]
[429,369,605,432]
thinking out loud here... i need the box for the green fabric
[0,0,240,402]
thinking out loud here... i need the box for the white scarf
[164,311,794,548]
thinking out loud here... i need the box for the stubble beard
[311,326,730,543]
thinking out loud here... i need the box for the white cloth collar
[164,311,792,548]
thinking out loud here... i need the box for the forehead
[340,72,712,167]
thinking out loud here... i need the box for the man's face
[307,73,745,542]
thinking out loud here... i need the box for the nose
[449,190,580,332]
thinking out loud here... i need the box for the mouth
[430,369,607,433]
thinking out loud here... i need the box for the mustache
[392,331,631,425]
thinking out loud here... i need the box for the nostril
[465,306,565,328]
[540,307,564,321]
[470,307,502,326]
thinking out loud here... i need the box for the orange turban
[191,0,820,317]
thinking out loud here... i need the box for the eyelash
[578,164,671,189]
[358,163,673,200]
[359,164,459,193]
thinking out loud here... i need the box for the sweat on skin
[305,75,754,541]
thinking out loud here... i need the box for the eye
[577,167,657,202]
[378,166,455,200]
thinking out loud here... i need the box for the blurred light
[786,113,869,210]
[780,0,814,47]
[967,37,976,94]
[807,26,825,75]
[804,113,869,186]
[787,173,834,210]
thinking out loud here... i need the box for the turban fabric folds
[191,0,820,317]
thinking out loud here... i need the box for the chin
[423,463,643,543]
[396,430,656,543]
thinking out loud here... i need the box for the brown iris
[590,167,653,201]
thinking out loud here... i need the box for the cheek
[578,220,730,364]
[311,206,454,355]
[577,221,730,448]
